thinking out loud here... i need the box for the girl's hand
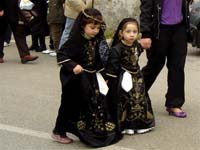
[0,10,4,16]
[73,65,83,74]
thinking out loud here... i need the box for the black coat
[140,0,191,39]
[4,0,19,25]
[30,0,49,35]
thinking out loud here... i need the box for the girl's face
[120,23,138,46]
[84,23,101,38]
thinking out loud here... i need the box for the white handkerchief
[96,72,109,96]
[121,71,133,92]
[19,0,35,10]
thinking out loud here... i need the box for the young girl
[106,18,155,135]
[52,8,120,147]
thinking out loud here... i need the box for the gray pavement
[0,36,200,150]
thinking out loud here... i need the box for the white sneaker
[124,129,135,135]
[121,130,126,134]
[136,127,154,134]
[42,49,54,54]
[4,42,11,47]
[49,52,57,56]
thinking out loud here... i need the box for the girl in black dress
[106,18,155,135]
[52,8,120,147]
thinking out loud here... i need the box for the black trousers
[11,23,30,57]
[142,23,187,108]
[0,18,7,58]
[31,34,46,50]
[0,36,4,58]
[0,23,30,58]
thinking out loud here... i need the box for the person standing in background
[140,0,193,118]
[0,0,6,63]
[58,0,93,49]
[2,0,38,64]
[29,0,49,52]
[45,0,65,57]
[3,25,12,47]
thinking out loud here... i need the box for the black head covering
[59,8,109,65]
[68,8,105,42]
[111,18,139,47]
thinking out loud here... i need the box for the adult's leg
[50,23,63,51]
[32,34,39,49]
[165,25,187,108]
[0,36,4,60]
[10,23,38,63]
[49,36,54,50]
[59,18,75,49]
[38,34,46,51]
[4,25,12,44]
[11,24,30,57]
[0,20,7,60]
[142,27,172,91]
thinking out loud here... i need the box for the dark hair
[68,8,105,41]
[111,18,139,47]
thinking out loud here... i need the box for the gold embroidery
[105,122,116,131]
[147,111,154,119]
[77,120,86,130]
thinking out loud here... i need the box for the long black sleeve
[140,0,154,38]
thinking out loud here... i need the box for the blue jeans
[59,17,75,49]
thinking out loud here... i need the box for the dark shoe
[21,55,39,64]
[166,107,187,118]
[28,45,39,51]
[35,47,43,52]
[0,57,4,63]
[51,133,73,144]
[4,42,11,47]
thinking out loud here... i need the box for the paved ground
[0,37,200,150]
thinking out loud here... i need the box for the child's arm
[105,47,121,79]
[57,41,80,73]
[137,42,144,56]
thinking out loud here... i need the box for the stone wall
[94,0,199,36]
[94,0,140,36]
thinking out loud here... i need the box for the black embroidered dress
[106,41,155,132]
[56,34,119,147]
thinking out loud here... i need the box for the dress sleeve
[57,41,78,72]
[106,47,121,78]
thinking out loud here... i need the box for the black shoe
[28,45,39,51]
[35,47,43,52]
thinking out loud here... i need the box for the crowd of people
[0,0,193,148]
